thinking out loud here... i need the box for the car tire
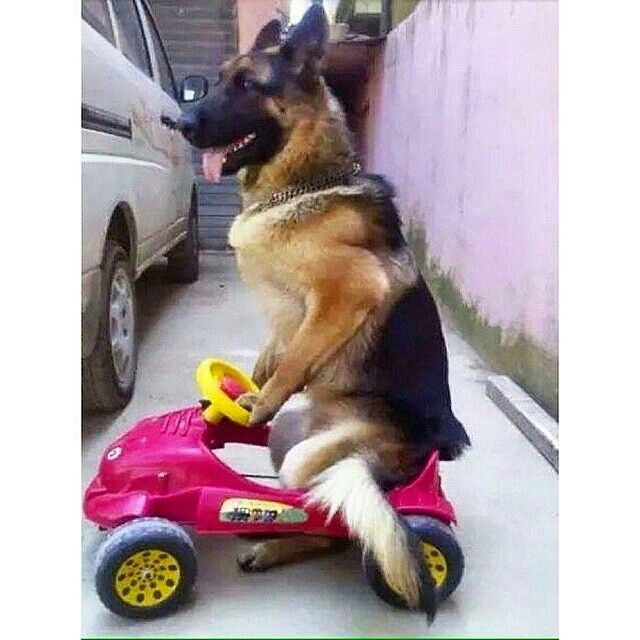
[82,241,137,412]
[95,518,197,619]
[167,194,199,283]
[362,515,465,609]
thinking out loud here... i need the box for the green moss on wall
[405,220,558,419]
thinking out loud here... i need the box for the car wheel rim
[109,267,135,389]
[114,549,181,608]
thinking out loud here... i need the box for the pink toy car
[84,359,464,618]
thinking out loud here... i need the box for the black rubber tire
[82,241,137,412]
[362,515,464,609]
[167,194,199,283]
[95,518,197,619]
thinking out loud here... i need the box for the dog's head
[177,4,329,182]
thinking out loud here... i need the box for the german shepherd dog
[177,5,469,617]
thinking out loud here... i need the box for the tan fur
[307,456,422,607]
[237,535,346,572]
[275,419,422,606]
[278,420,370,489]
[227,59,425,608]
[238,85,354,207]
[231,197,402,425]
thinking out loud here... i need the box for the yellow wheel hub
[385,540,449,600]
[114,549,181,608]
[422,542,448,588]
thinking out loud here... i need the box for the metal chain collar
[245,160,362,216]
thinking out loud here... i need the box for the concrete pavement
[82,253,558,638]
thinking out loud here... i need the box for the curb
[485,375,559,472]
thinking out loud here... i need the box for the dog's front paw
[237,392,276,425]
[248,399,278,426]
[249,394,281,427]
[236,392,259,412]
[237,543,276,572]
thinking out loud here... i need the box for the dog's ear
[251,19,283,52]
[281,3,328,71]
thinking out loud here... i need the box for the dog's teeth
[227,133,256,155]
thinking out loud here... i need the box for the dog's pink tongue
[202,149,225,183]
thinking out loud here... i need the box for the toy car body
[84,406,456,535]
[84,360,464,618]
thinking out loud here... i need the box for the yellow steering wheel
[195,359,259,426]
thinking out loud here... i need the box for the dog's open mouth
[202,133,257,183]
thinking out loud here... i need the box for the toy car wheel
[362,515,464,609]
[95,518,197,619]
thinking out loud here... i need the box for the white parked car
[82,0,204,411]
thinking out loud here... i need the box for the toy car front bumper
[84,476,151,529]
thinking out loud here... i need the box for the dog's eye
[235,74,255,91]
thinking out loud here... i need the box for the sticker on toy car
[219,498,308,524]
[106,446,122,461]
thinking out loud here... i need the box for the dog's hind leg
[277,420,368,489]
[271,415,432,613]
[268,404,312,473]
[236,409,360,573]
[237,536,347,572]
[249,401,434,614]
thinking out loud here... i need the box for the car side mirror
[180,75,208,103]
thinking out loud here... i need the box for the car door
[103,0,174,271]
[136,0,193,239]
[82,0,124,282]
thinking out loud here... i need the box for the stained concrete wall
[363,0,558,411]
[363,0,558,412]
[365,0,558,351]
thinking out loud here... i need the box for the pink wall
[364,0,558,353]
[237,0,282,54]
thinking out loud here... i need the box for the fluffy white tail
[306,455,426,610]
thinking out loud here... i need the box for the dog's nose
[177,110,199,137]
